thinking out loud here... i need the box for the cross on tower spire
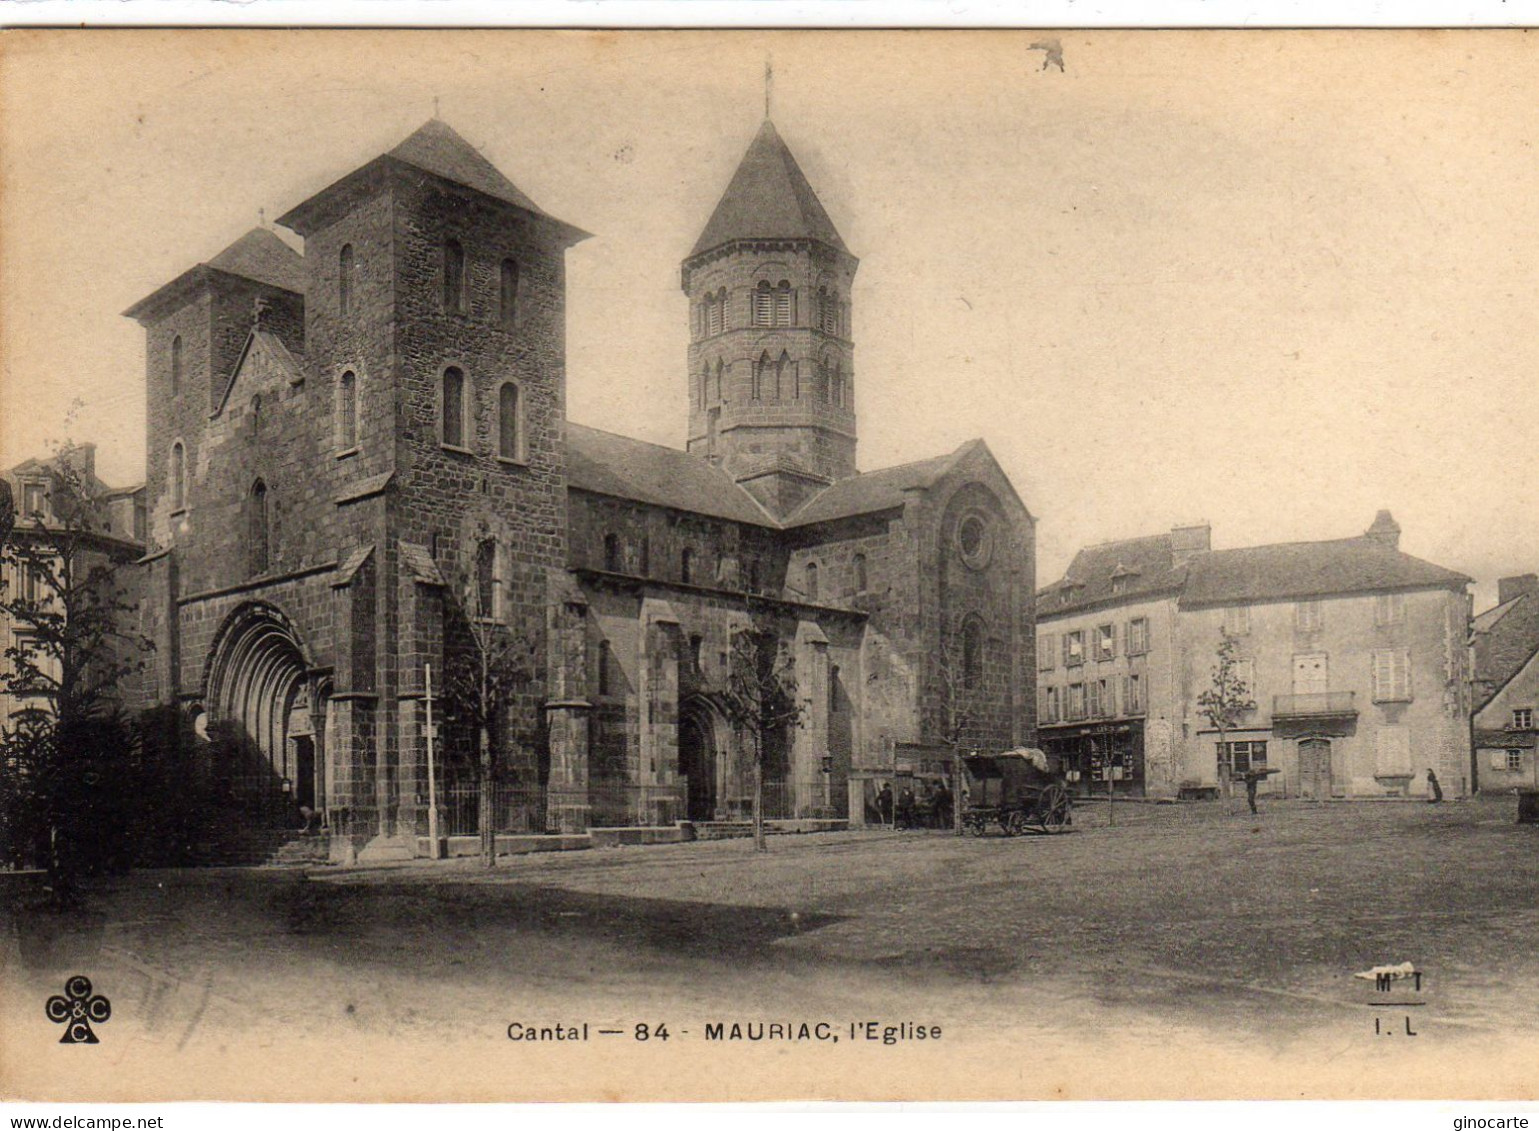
[764,56,773,119]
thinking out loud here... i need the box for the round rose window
[957,512,993,570]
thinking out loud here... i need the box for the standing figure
[877,781,894,826]
[1426,768,1443,804]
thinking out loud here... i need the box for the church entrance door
[679,704,718,821]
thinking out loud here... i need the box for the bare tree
[935,617,977,836]
[718,617,804,853]
[1196,627,1256,801]
[0,444,148,901]
[438,535,538,868]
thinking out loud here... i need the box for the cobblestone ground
[4,797,1536,1101]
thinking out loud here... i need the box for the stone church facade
[126,117,1036,861]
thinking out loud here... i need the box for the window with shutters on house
[1296,599,1323,631]
[1095,624,1115,662]
[1064,630,1085,667]
[1039,633,1056,671]
[1371,648,1412,702]
[1374,592,1407,626]
[1125,671,1145,714]
[1223,605,1251,635]
[1127,617,1150,655]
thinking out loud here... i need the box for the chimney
[1365,509,1401,550]
[60,442,97,482]
[1498,574,1539,605]
[1169,522,1211,568]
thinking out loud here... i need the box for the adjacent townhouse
[1470,573,1539,793]
[1038,512,1473,800]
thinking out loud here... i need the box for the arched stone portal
[203,602,325,824]
[678,697,726,822]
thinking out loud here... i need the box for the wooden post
[426,663,440,859]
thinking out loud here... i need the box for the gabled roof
[124,227,305,322]
[1179,537,1470,608]
[213,329,304,415]
[566,424,777,527]
[1038,532,1187,617]
[782,448,960,528]
[689,120,849,259]
[275,119,589,243]
[1473,590,1539,709]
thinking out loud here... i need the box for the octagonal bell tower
[682,120,858,519]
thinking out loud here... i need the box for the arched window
[441,367,466,448]
[698,364,709,407]
[752,351,769,400]
[714,359,724,403]
[962,617,984,690]
[338,371,358,450]
[706,288,725,336]
[170,441,186,511]
[598,640,612,696]
[339,244,354,316]
[443,239,465,314]
[170,335,182,397]
[247,479,269,576]
[853,553,868,593]
[831,361,844,408]
[499,259,519,329]
[816,361,830,404]
[774,280,794,327]
[639,537,650,576]
[681,548,694,585]
[805,561,819,600]
[777,351,791,400]
[753,281,773,327]
[498,381,521,461]
[603,532,622,572]
[475,538,497,618]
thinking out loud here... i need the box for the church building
[125,116,1037,861]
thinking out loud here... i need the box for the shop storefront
[1038,720,1145,797]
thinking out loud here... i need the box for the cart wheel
[965,814,986,837]
[1038,783,1071,833]
[1003,810,1028,837]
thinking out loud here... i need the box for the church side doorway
[679,702,719,821]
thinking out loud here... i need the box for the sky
[1,29,1534,608]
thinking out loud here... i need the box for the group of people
[870,779,954,829]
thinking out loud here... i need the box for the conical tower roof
[690,120,848,258]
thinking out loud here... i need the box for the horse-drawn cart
[960,749,1072,836]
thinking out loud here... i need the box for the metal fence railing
[432,783,548,837]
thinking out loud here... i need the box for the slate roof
[205,228,307,294]
[1179,537,1470,608]
[1037,533,1187,618]
[690,120,849,258]
[566,425,994,531]
[566,424,777,527]
[275,119,587,241]
[782,448,962,528]
[1472,590,1539,709]
[124,228,306,321]
[387,119,547,217]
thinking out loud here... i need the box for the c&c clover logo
[46,975,111,1044]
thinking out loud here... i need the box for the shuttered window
[774,281,794,327]
[1039,633,1056,671]
[1372,648,1412,702]
[753,282,773,327]
[1374,727,1412,775]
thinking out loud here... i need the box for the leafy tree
[0,444,149,902]
[1196,627,1256,798]
[718,617,804,853]
[437,532,538,867]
